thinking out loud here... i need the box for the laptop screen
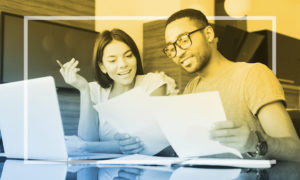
[0,77,68,160]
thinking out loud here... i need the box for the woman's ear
[98,62,107,74]
[205,26,215,43]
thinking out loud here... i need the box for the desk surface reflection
[0,158,300,180]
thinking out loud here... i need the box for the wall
[0,0,96,136]
[95,0,181,59]
[181,0,215,22]
[246,0,300,39]
[180,0,300,39]
[0,0,95,30]
[95,0,215,62]
[0,0,96,83]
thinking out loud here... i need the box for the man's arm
[258,101,300,161]
[210,101,300,161]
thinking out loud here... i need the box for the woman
[58,29,178,155]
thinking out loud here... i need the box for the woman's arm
[83,140,121,153]
[58,58,100,141]
[66,134,144,154]
[78,87,100,141]
[77,167,99,180]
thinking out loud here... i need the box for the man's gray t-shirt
[184,62,286,132]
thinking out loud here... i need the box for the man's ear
[212,37,219,49]
[205,26,215,43]
[98,62,107,74]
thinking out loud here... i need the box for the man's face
[165,17,211,73]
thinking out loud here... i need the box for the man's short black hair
[166,8,209,27]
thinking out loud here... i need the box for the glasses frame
[163,26,207,58]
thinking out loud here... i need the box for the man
[163,8,300,161]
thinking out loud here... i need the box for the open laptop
[0,76,123,161]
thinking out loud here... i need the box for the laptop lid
[0,76,68,160]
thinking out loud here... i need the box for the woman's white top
[88,72,178,141]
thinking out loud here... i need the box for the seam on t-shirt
[89,81,99,105]
[252,96,286,116]
[184,75,201,94]
[244,63,286,115]
[242,63,255,117]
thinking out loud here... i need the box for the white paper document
[94,88,169,155]
[149,91,242,158]
[96,154,184,166]
[95,154,275,169]
[95,88,242,158]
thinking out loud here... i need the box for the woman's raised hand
[57,58,89,91]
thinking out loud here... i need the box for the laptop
[0,76,123,161]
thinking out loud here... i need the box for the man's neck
[197,50,233,80]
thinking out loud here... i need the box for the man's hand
[114,133,144,154]
[210,121,257,153]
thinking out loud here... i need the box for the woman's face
[100,40,137,86]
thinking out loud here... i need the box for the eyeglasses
[163,26,207,58]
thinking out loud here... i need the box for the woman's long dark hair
[93,29,144,88]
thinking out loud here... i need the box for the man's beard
[186,52,211,74]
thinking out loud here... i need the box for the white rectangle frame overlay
[23,16,276,164]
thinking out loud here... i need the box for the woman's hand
[114,168,144,180]
[65,135,86,154]
[114,133,144,154]
[58,58,89,92]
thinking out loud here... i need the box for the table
[0,157,299,180]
